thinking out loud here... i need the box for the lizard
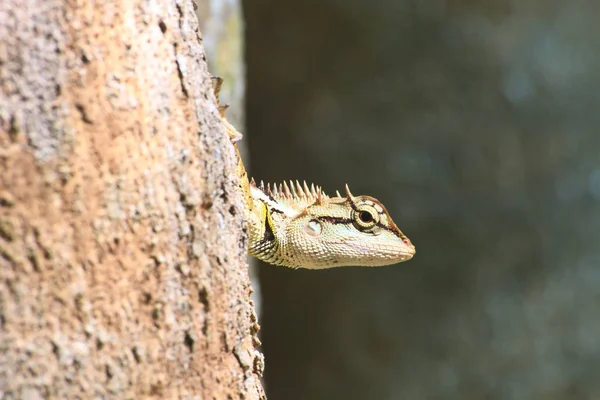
[212,77,415,269]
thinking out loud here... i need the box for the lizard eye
[353,204,380,231]
[359,211,373,223]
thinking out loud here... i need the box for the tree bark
[0,1,264,398]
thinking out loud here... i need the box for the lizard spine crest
[251,178,328,207]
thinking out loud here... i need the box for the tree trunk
[0,1,264,398]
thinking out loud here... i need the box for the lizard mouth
[344,240,415,263]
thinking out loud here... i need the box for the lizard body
[213,78,415,269]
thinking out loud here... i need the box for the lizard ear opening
[304,219,322,237]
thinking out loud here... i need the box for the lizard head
[255,181,415,269]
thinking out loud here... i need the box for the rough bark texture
[245,0,600,399]
[0,1,264,399]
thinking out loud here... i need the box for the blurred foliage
[197,0,245,131]
[244,0,600,399]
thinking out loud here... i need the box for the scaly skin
[212,77,415,269]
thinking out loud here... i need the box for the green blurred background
[240,1,600,399]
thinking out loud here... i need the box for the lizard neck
[246,185,297,266]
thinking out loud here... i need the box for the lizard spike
[282,181,292,198]
[295,180,304,198]
[272,183,279,196]
[289,180,297,197]
[250,177,256,187]
[212,76,224,98]
[335,190,342,198]
[267,182,273,197]
[314,186,324,205]
[303,181,311,197]
[345,184,355,201]
[310,183,317,196]
[260,180,265,191]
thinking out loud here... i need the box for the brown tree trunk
[0,1,264,398]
